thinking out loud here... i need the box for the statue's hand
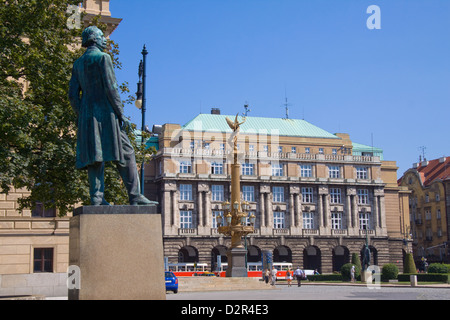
[121,118,132,131]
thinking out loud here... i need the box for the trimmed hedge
[307,274,343,282]
[403,253,417,274]
[398,273,450,283]
[427,263,450,274]
[340,263,361,281]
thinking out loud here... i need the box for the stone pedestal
[226,247,248,277]
[361,270,372,284]
[68,205,165,300]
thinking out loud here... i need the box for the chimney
[211,108,221,115]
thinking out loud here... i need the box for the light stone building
[145,110,412,273]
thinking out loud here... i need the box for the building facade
[399,157,450,266]
[0,0,121,297]
[146,110,411,273]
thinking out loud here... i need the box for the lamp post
[135,45,148,195]
[217,114,255,277]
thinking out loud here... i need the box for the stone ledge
[73,205,158,216]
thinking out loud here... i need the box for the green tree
[0,0,152,216]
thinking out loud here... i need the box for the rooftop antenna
[281,86,292,119]
[418,146,427,162]
[242,102,251,117]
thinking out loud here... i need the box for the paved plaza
[166,283,450,301]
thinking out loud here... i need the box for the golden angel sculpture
[225,114,246,152]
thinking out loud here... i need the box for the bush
[427,263,450,274]
[341,263,360,281]
[398,273,449,283]
[403,253,417,274]
[382,264,399,280]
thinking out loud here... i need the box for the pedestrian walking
[286,268,293,287]
[293,266,304,287]
[350,265,356,283]
[264,269,270,285]
[271,266,277,286]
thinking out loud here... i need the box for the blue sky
[109,0,450,177]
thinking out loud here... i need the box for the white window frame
[212,210,223,228]
[330,188,342,204]
[356,167,369,180]
[357,189,369,205]
[331,211,343,229]
[273,211,285,229]
[179,184,192,201]
[211,185,224,202]
[271,163,284,176]
[242,185,255,202]
[180,210,193,229]
[300,164,313,177]
[359,212,370,230]
[179,161,192,174]
[303,211,315,229]
[211,162,224,175]
[301,187,314,203]
[242,163,254,176]
[273,186,285,203]
[328,165,341,178]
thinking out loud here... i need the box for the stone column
[295,193,302,227]
[260,192,266,227]
[197,190,204,227]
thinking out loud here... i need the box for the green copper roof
[352,142,384,160]
[181,114,340,139]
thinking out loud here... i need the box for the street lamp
[135,45,148,195]
[217,114,255,277]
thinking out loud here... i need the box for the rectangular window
[356,167,368,179]
[271,163,284,176]
[33,248,54,273]
[179,161,192,173]
[273,212,285,229]
[212,210,223,228]
[180,210,193,229]
[32,202,56,217]
[278,146,283,153]
[273,186,285,202]
[328,166,341,178]
[303,212,315,229]
[331,212,343,229]
[319,148,324,154]
[242,163,254,176]
[359,212,370,230]
[263,145,269,152]
[330,188,342,204]
[332,149,337,155]
[291,147,297,154]
[301,187,314,203]
[305,147,310,154]
[242,186,255,202]
[219,143,225,151]
[179,184,192,201]
[211,162,224,175]
[357,189,369,205]
[211,185,224,202]
[300,164,312,177]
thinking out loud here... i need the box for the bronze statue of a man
[69,26,154,206]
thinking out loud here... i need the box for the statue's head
[81,26,107,51]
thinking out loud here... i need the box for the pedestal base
[361,270,372,284]
[68,206,165,300]
[226,247,248,277]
